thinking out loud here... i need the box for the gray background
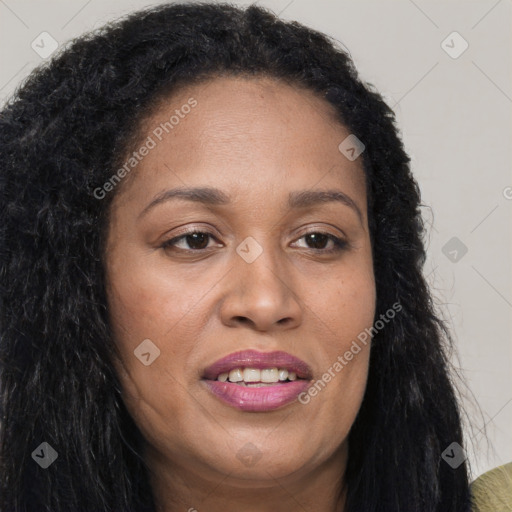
[1,0,510,480]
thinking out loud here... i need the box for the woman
[0,2,476,511]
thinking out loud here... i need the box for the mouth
[208,367,306,386]
[201,349,313,411]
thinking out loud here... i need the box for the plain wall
[1,0,510,481]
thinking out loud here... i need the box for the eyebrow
[138,186,364,225]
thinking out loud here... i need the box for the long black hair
[0,2,473,510]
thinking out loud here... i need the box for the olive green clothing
[471,462,512,511]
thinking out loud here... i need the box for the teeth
[228,368,243,382]
[261,368,279,383]
[217,367,300,384]
[234,382,277,387]
[243,368,261,382]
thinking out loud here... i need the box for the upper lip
[202,349,313,380]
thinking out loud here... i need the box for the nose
[219,240,303,332]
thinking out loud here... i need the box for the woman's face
[105,76,376,488]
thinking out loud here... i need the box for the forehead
[113,75,367,215]
[145,75,351,159]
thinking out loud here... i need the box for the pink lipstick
[201,349,313,412]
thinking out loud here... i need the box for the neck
[145,442,349,512]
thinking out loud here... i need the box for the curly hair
[0,2,473,511]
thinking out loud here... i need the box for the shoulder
[470,461,512,511]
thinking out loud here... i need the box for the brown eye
[162,231,218,252]
[304,232,329,250]
[293,231,348,253]
[162,229,348,255]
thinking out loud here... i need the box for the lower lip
[202,379,311,412]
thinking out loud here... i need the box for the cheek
[106,261,198,444]
[322,264,376,344]
[307,264,375,411]
[106,251,206,345]
[105,248,217,403]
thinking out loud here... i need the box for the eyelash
[161,228,348,255]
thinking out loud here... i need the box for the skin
[105,75,376,512]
